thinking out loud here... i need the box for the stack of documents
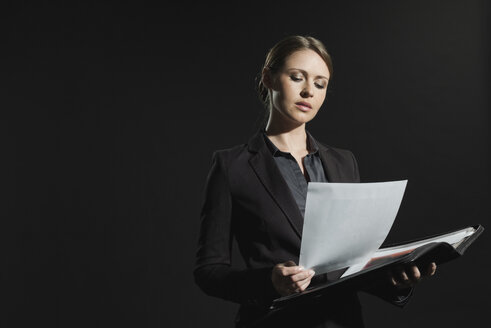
[299,180,407,276]
[267,180,483,313]
[298,180,481,278]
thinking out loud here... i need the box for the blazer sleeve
[193,151,279,307]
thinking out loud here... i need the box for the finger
[389,268,402,285]
[297,278,312,292]
[284,260,297,267]
[408,265,421,283]
[282,265,304,276]
[291,275,314,292]
[280,265,304,277]
[291,275,314,293]
[290,271,314,291]
[387,270,399,286]
[290,269,315,283]
[427,262,437,276]
[389,272,406,288]
[399,269,410,285]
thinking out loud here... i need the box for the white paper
[340,257,372,278]
[340,226,476,278]
[370,227,475,259]
[299,180,407,275]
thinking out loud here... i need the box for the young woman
[194,35,436,328]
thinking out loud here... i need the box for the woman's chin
[291,113,317,125]
[272,109,317,128]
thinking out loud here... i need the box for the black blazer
[194,131,409,328]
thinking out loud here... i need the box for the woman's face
[268,49,330,126]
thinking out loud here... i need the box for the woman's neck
[265,120,308,153]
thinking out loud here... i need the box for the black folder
[268,224,484,312]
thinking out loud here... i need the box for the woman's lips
[295,103,312,112]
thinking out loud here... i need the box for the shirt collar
[262,130,320,157]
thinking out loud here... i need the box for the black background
[1,1,489,327]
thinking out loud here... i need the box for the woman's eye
[290,75,302,82]
[315,83,326,89]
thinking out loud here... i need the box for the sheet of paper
[371,227,475,258]
[299,180,407,275]
[340,226,476,278]
[340,257,372,278]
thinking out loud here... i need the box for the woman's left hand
[389,262,437,289]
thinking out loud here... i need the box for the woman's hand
[389,262,437,289]
[271,260,316,296]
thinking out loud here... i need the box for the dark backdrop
[1,1,489,327]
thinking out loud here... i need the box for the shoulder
[207,143,253,176]
[205,143,258,188]
[307,130,357,162]
[210,132,264,164]
[210,143,249,162]
[316,140,357,162]
[315,139,360,182]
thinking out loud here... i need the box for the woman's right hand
[271,260,316,296]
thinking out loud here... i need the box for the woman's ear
[262,67,274,90]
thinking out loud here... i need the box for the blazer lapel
[247,132,304,239]
[316,141,343,182]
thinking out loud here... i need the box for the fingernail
[298,266,304,271]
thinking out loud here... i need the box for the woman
[194,35,436,328]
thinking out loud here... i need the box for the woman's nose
[301,83,314,98]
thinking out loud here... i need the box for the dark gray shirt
[262,131,328,217]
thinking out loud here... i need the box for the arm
[193,151,278,307]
